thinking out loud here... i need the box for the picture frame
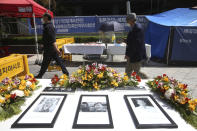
[11,94,67,128]
[116,86,146,91]
[124,94,178,129]
[73,95,114,129]
[43,87,75,92]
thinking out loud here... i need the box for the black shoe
[64,72,69,76]
[35,75,42,79]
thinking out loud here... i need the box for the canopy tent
[145,8,197,65]
[0,0,53,17]
[0,0,53,64]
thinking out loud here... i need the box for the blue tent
[145,8,197,65]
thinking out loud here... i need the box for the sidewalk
[28,54,197,98]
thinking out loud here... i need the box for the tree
[34,0,56,14]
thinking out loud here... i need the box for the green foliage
[1,35,99,45]
[0,98,25,121]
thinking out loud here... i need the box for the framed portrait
[73,95,114,129]
[11,94,67,128]
[124,94,178,129]
[43,87,75,92]
[116,86,146,91]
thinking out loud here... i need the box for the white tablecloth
[63,43,106,55]
[106,43,151,59]
[0,79,196,131]
[107,43,126,55]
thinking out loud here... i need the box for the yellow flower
[189,104,196,111]
[82,82,87,87]
[174,95,179,101]
[123,76,129,82]
[97,73,103,79]
[164,85,169,90]
[88,74,93,80]
[151,82,154,86]
[194,99,197,104]
[59,80,64,86]
[21,80,26,86]
[0,99,5,104]
[24,90,30,96]
[180,100,186,105]
[29,73,34,78]
[20,76,25,80]
[180,91,187,97]
[163,77,169,82]
[60,74,68,80]
[178,83,184,89]
[93,82,99,90]
[19,85,26,90]
[0,97,5,104]
[113,73,119,77]
[5,94,11,99]
[111,80,118,87]
[30,83,36,90]
[77,69,82,74]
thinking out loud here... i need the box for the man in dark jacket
[125,13,147,78]
[35,13,69,78]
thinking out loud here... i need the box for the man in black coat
[125,13,147,78]
[35,13,69,78]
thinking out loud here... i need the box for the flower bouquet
[146,74,197,129]
[51,63,141,90]
[0,74,40,121]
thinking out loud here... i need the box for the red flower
[183,84,188,89]
[136,75,141,82]
[163,74,167,77]
[30,78,37,83]
[11,94,16,99]
[185,97,191,103]
[157,76,162,79]
[51,75,60,85]
[131,72,137,76]
[155,81,159,85]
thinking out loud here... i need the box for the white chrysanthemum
[26,81,32,87]
[108,73,113,77]
[11,90,24,97]
[164,89,175,100]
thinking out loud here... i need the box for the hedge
[1,35,100,45]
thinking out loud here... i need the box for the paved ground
[28,54,197,98]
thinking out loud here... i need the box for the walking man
[125,13,147,78]
[36,13,69,78]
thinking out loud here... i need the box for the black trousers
[37,51,69,77]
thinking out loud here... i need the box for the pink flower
[94,68,100,75]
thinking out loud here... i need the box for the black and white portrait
[80,102,107,112]
[34,97,60,112]
[132,98,153,108]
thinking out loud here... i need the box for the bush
[1,35,99,45]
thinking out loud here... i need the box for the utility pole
[126,0,131,14]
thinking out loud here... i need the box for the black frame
[73,95,114,129]
[11,94,67,128]
[124,94,178,129]
[43,87,75,92]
